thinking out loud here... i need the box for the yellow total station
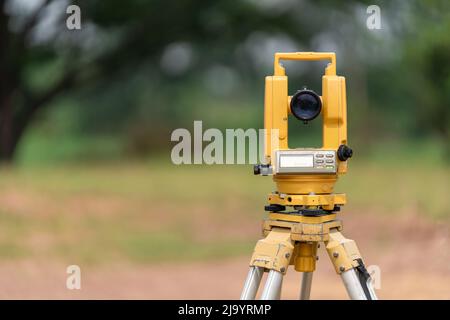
[241,53,378,301]
[255,52,352,210]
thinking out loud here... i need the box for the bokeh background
[0,0,449,299]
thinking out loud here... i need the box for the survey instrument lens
[290,89,322,122]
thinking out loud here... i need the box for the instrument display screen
[279,154,314,168]
[275,150,337,174]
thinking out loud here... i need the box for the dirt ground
[0,212,448,300]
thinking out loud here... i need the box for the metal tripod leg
[261,270,284,300]
[243,227,294,300]
[326,229,378,300]
[299,272,313,300]
[341,267,377,300]
[240,266,264,300]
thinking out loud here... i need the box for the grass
[0,141,448,265]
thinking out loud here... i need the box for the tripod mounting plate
[264,214,341,242]
[267,212,338,225]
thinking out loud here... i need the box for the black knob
[337,145,353,161]
[253,164,261,175]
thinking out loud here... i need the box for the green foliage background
[0,0,447,164]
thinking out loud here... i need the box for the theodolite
[241,52,377,300]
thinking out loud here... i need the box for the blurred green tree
[1,0,358,161]
[0,0,448,162]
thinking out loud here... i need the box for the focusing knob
[337,145,353,161]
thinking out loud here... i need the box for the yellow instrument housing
[264,52,348,195]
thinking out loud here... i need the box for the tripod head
[255,52,352,195]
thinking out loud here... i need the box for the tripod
[240,195,377,300]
